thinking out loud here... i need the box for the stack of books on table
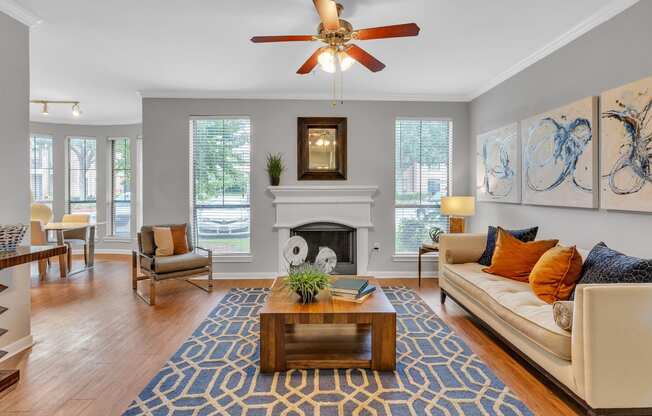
[330,278,376,303]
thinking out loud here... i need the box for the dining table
[44,222,105,277]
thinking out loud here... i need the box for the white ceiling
[9,0,636,125]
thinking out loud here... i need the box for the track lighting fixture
[30,100,82,117]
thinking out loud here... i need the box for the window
[395,119,452,254]
[30,135,54,208]
[109,138,131,237]
[191,118,251,254]
[68,137,97,222]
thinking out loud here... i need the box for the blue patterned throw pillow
[477,226,539,266]
[576,242,652,288]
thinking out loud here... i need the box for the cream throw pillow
[153,227,174,257]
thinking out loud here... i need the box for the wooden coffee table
[259,277,396,373]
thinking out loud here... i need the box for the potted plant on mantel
[285,264,330,304]
[266,153,284,186]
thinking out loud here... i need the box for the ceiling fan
[251,0,420,75]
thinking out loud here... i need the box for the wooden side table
[418,243,438,287]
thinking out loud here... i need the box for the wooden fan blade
[355,23,420,40]
[345,44,385,72]
[250,35,315,43]
[297,48,324,75]
[313,0,340,31]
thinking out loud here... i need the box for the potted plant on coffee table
[285,264,330,304]
[266,153,284,186]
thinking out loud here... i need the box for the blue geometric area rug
[124,287,532,416]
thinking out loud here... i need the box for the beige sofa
[438,233,652,416]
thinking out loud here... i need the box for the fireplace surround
[269,186,378,275]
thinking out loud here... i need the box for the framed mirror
[297,117,347,180]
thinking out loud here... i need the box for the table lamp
[441,196,475,233]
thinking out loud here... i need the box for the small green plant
[266,153,285,186]
[285,264,330,303]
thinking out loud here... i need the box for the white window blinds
[110,138,131,237]
[191,118,251,254]
[395,119,452,254]
[30,135,54,208]
[68,137,97,222]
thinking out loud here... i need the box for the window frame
[107,137,132,238]
[66,136,98,219]
[29,134,55,208]
[189,116,253,260]
[393,117,454,257]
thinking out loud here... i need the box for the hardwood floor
[0,256,581,415]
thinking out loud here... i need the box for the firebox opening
[290,222,357,275]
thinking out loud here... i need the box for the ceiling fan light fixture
[337,51,355,71]
[72,103,81,117]
[317,48,336,73]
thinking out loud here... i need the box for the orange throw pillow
[482,228,558,281]
[170,224,190,255]
[529,245,583,303]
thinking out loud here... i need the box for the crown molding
[468,0,640,100]
[0,0,42,27]
[138,90,471,103]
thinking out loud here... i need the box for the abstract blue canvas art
[521,96,599,208]
[601,75,652,212]
[476,123,520,203]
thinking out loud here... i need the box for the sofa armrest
[438,233,487,265]
[572,283,652,409]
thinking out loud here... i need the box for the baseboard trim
[210,272,278,279]
[0,335,34,363]
[197,271,439,279]
[368,271,439,278]
[71,248,132,256]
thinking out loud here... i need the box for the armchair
[132,224,213,305]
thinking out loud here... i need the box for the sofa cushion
[553,301,573,331]
[530,245,583,303]
[443,262,571,360]
[142,252,210,274]
[478,226,539,266]
[577,242,652,287]
[482,228,558,281]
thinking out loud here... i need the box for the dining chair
[62,214,91,267]
[31,219,70,280]
[31,203,53,225]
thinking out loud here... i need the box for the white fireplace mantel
[269,185,378,275]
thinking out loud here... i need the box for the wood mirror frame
[297,117,347,180]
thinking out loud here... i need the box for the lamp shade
[441,196,475,217]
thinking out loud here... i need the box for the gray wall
[469,1,652,257]
[30,122,142,251]
[0,12,31,349]
[143,98,470,275]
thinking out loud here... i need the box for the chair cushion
[143,252,210,274]
[140,224,193,256]
[153,267,211,281]
[443,262,572,360]
[153,227,174,256]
